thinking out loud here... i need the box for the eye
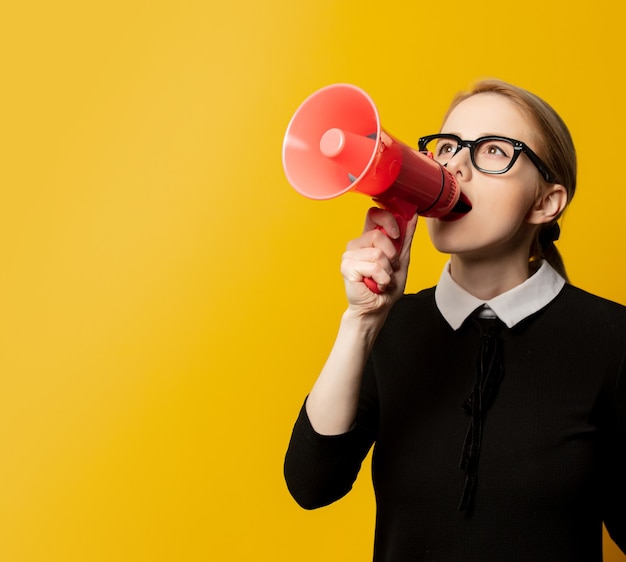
[435,140,458,158]
[437,143,454,155]
[477,140,511,160]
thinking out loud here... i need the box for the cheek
[425,194,535,249]
[479,182,539,221]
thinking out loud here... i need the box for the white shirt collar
[435,260,566,330]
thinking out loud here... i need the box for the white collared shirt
[435,260,566,330]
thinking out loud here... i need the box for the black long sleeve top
[284,284,626,561]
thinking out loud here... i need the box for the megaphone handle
[363,208,409,294]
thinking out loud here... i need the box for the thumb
[398,214,418,265]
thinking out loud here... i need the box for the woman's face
[426,93,544,262]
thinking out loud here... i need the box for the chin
[426,217,470,253]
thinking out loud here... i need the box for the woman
[284,80,626,561]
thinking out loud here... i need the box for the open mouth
[439,191,472,222]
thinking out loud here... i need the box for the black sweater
[284,284,626,561]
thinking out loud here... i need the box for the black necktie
[458,314,505,513]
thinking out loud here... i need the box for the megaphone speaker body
[282,83,468,292]
[282,83,463,220]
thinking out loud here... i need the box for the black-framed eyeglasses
[418,134,556,183]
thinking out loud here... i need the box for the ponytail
[531,222,569,282]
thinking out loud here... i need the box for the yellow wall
[1,1,625,560]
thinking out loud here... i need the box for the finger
[341,248,394,285]
[363,207,400,240]
[343,246,396,274]
[341,255,394,291]
[399,213,419,259]
[346,226,399,256]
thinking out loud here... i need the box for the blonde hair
[444,79,577,281]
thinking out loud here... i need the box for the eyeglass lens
[424,137,516,173]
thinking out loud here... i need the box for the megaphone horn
[282,84,471,292]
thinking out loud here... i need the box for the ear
[527,184,568,225]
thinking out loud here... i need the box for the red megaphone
[282,83,470,292]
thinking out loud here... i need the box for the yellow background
[1,1,625,560]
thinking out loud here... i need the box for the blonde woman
[284,80,626,561]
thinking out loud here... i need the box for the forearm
[306,307,386,435]
[305,209,416,435]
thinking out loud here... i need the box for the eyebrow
[440,132,510,139]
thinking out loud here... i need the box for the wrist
[340,306,388,348]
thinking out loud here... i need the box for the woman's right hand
[341,207,418,316]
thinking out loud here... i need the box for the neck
[449,253,532,300]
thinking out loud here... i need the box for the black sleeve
[601,355,626,552]
[283,363,379,510]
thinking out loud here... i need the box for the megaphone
[282,83,470,292]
